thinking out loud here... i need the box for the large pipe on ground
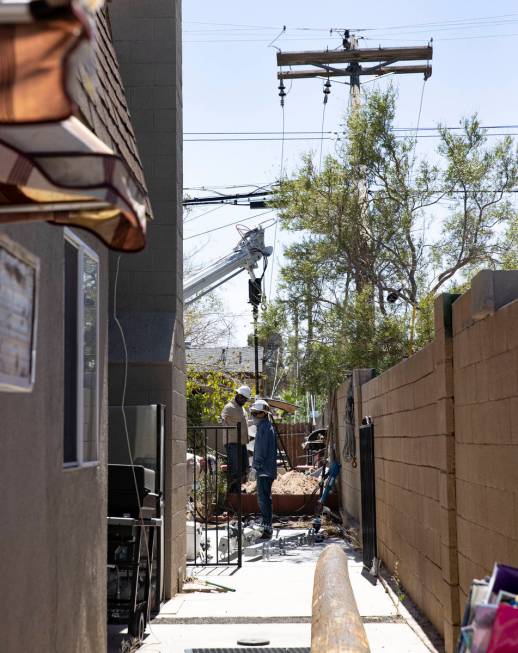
[311,544,371,653]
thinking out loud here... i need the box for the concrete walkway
[109,531,443,652]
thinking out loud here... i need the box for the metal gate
[187,424,243,567]
[359,418,377,572]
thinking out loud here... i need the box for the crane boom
[184,227,273,305]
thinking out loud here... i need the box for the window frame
[63,229,100,469]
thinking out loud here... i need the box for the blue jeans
[256,475,274,528]
[225,443,248,492]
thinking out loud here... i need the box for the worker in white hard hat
[250,399,277,539]
[221,385,252,493]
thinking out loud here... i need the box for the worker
[250,399,277,539]
[221,385,251,492]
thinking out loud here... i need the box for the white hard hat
[236,385,252,400]
[250,399,270,413]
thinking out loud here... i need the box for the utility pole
[346,32,361,111]
[277,35,432,120]
[249,278,262,397]
[276,35,432,294]
[276,41,432,84]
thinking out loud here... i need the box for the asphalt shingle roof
[70,8,151,217]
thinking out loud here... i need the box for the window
[63,230,100,467]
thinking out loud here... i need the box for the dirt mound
[243,470,320,495]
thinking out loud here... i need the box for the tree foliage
[184,245,233,347]
[187,367,235,428]
[184,293,232,348]
[268,86,518,397]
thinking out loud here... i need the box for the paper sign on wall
[0,234,39,392]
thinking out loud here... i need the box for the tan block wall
[109,0,186,600]
[337,295,459,651]
[339,276,518,653]
[361,331,456,638]
[109,354,187,598]
[453,291,518,608]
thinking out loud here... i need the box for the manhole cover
[186,649,310,652]
[236,639,270,646]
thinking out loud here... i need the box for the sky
[182,1,518,346]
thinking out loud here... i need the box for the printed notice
[0,235,39,391]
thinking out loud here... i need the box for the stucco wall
[0,224,108,653]
[108,0,187,598]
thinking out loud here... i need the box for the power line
[184,209,277,240]
[185,130,334,135]
[182,14,518,48]
[184,24,518,45]
[184,182,274,190]
[184,30,518,44]
[183,189,276,206]
[184,14,518,32]
[185,125,518,134]
[185,136,336,141]
[185,133,518,142]
[183,204,225,223]
[409,77,427,173]
[188,312,251,317]
[268,96,287,300]
[184,21,518,38]
[356,13,518,31]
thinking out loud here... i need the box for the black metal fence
[187,424,243,567]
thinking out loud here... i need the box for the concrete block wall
[108,0,186,599]
[360,303,457,641]
[333,294,459,648]
[339,272,518,652]
[453,288,518,609]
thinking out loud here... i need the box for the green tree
[272,86,518,396]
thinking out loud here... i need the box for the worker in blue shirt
[250,399,277,539]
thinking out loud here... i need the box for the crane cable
[267,87,286,301]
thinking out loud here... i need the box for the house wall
[338,271,518,652]
[108,0,187,598]
[0,224,108,653]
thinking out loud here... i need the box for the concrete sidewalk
[109,532,443,652]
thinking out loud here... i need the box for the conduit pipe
[311,544,371,653]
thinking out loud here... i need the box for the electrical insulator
[323,79,331,104]
[278,80,286,107]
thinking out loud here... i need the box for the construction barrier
[311,544,370,653]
